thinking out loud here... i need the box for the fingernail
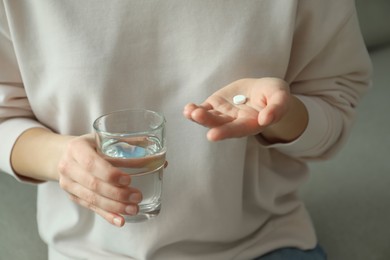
[113,217,123,227]
[119,176,131,185]
[125,205,137,215]
[129,193,142,203]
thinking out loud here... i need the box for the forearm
[10,127,74,182]
[260,95,308,143]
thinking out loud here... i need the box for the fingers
[58,160,142,225]
[66,136,132,185]
[184,101,262,141]
[58,135,142,227]
[62,182,141,225]
[68,193,126,227]
[183,101,287,141]
[207,117,262,141]
[183,103,201,120]
[183,102,260,141]
[59,160,142,203]
[183,103,234,128]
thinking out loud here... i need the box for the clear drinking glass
[93,109,166,223]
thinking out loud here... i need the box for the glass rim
[93,108,165,137]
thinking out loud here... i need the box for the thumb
[258,107,274,126]
[258,104,286,126]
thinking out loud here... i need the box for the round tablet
[233,95,247,105]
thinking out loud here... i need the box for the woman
[0,1,371,259]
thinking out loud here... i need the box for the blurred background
[1,1,389,259]
[302,0,390,259]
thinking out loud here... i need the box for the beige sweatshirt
[0,1,371,259]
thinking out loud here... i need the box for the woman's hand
[12,128,144,227]
[183,78,308,142]
[12,129,143,227]
[57,134,143,227]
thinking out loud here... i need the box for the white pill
[233,95,247,105]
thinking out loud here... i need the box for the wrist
[11,128,74,182]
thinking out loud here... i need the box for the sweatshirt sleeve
[259,3,373,161]
[0,4,47,182]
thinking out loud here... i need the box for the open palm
[183,78,291,141]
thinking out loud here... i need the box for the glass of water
[93,109,166,223]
